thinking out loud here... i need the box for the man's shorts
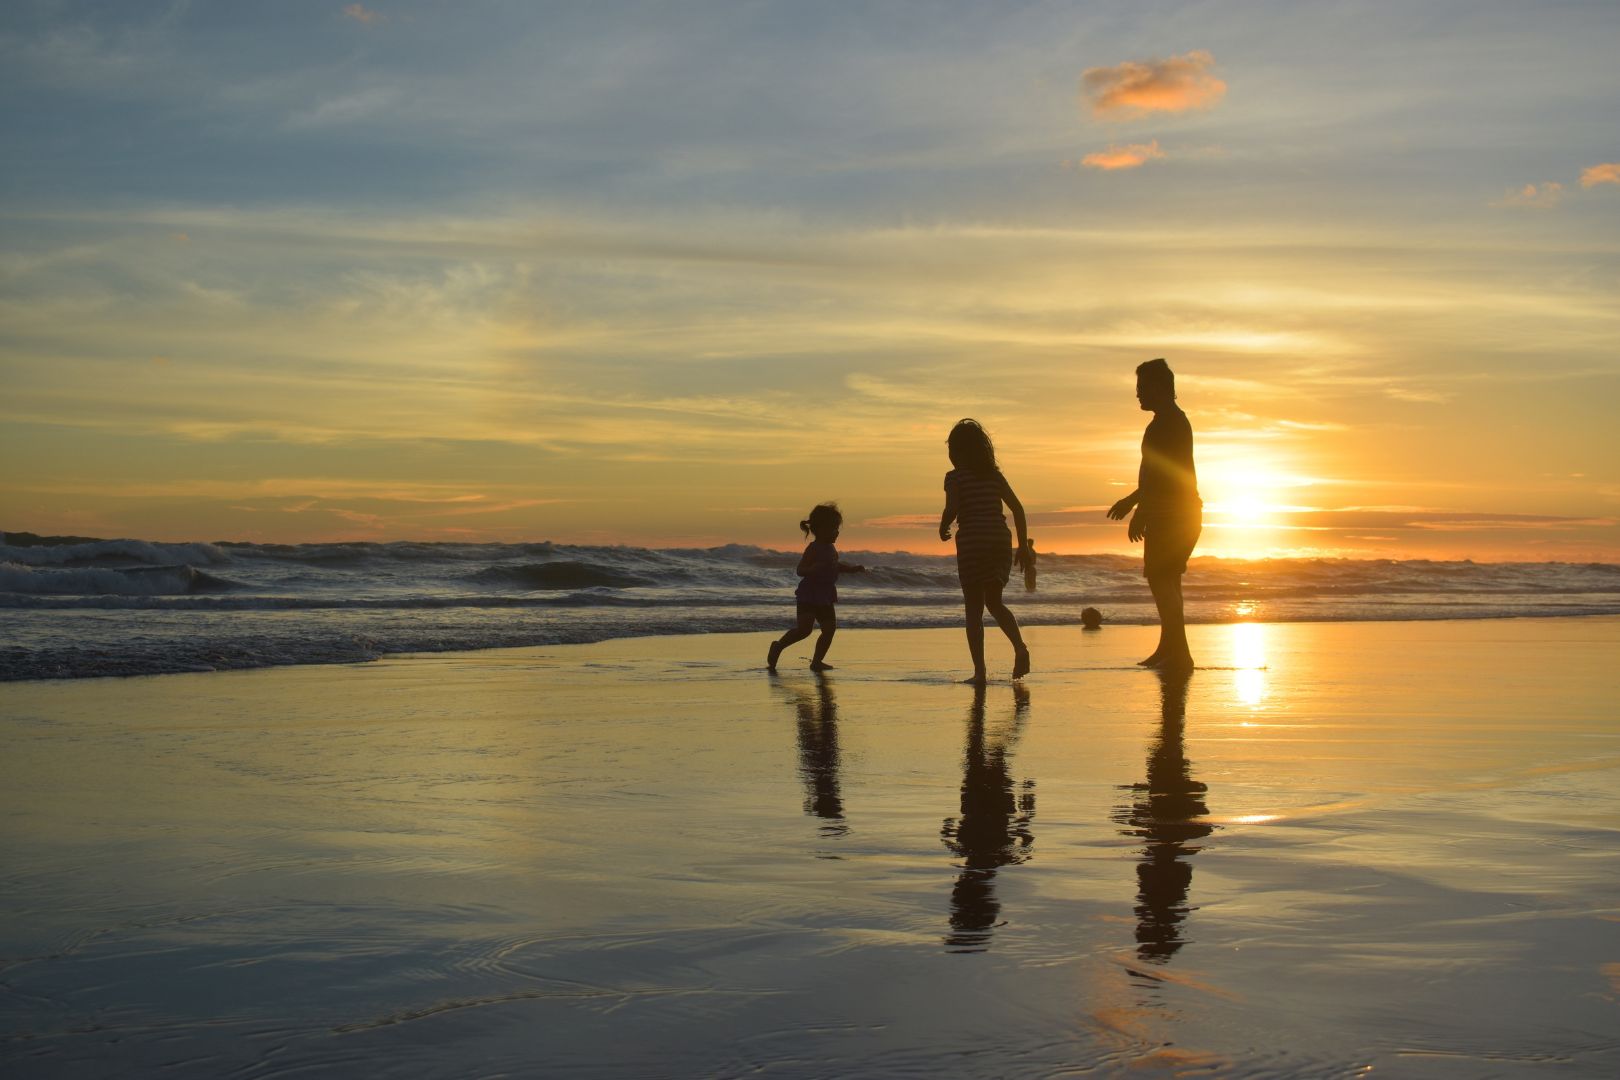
[1143,509,1202,579]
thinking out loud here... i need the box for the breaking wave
[0,562,242,596]
[4,530,1618,679]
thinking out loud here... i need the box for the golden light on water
[1232,622,1268,708]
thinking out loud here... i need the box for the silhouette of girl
[767,503,865,673]
[939,420,1031,683]
[940,682,1035,951]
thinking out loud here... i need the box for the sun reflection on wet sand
[1232,621,1268,708]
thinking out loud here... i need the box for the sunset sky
[3,1,1617,559]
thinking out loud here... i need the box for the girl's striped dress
[945,468,1013,588]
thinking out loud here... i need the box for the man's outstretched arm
[1107,489,1139,520]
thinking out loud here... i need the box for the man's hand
[1107,495,1136,521]
[939,526,952,542]
[1127,512,1145,543]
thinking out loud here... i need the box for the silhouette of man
[1107,359,1202,670]
[1113,669,1211,963]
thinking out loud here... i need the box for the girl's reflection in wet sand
[941,683,1036,952]
[785,675,848,839]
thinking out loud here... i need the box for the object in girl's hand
[1081,607,1103,630]
[1021,538,1037,592]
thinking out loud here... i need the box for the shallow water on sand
[2,619,1617,1078]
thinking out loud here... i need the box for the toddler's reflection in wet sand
[784,676,848,839]
[941,683,1036,952]
[1115,670,1214,963]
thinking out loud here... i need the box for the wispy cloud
[1079,140,1165,171]
[1493,181,1563,208]
[1080,51,1225,120]
[1581,162,1620,189]
[342,4,384,26]
[1295,509,1617,532]
[284,87,399,129]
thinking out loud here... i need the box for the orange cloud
[1494,181,1563,209]
[1081,50,1226,120]
[343,3,383,24]
[1080,140,1166,171]
[1581,162,1620,188]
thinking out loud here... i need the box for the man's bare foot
[1137,653,1164,667]
[767,641,782,673]
[1011,646,1030,679]
[810,660,834,672]
[963,671,988,686]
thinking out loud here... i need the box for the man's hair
[1136,357,1175,398]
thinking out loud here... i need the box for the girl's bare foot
[810,660,834,672]
[1012,646,1030,679]
[767,641,783,672]
[1137,652,1164,667]
[963,671,988,686]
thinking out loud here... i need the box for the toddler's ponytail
[799,503,842,538]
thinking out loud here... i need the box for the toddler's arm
[796,546,828,577]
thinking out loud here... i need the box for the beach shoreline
[3,617,1617,1077]
[7,607,1620,685]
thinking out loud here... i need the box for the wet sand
[2,618,1618,1078]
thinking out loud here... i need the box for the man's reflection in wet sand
[786,676,848,838]
[940,683,1036,952]
[1115,669,1213,963]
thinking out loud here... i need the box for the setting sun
[1195,460,1321,557]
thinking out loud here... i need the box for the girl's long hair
[947,419,998,473]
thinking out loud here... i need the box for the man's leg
[1147,570,1192,670]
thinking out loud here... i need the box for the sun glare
[1232,621,1268,707]
[1198,458,1319,558]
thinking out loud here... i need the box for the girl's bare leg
[769,608,817,671]
[962,584,988,683]
[983,581,1030,678]
[810,608,837,670]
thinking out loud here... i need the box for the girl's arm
[1000,475,1030,561]
[796,545,823,577]
[939,489,959,541]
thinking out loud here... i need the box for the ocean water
[4,534,1619,680]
